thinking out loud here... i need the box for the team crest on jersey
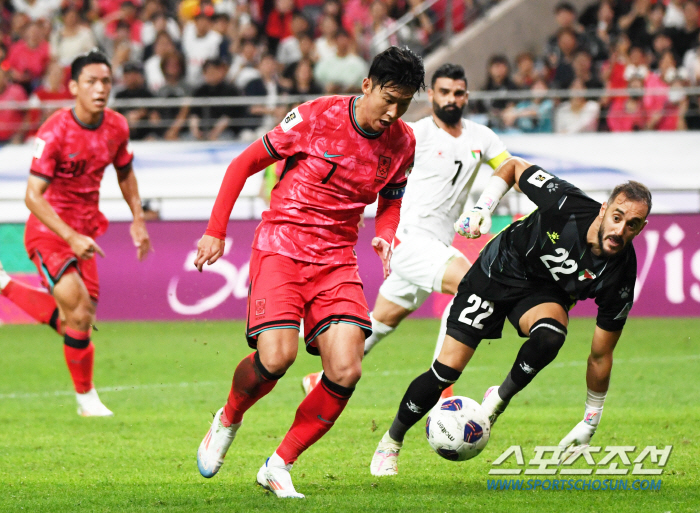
[547,231,559,244]
[255,299,266,317]
[527,169,553,188]
[404,162,414,177]
[280,107,303,132]
[578,269,596,281]
[33,137,46,159]
[471,149,482,160]
[376,155,391,178]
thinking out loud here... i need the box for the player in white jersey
[303,64,512,397]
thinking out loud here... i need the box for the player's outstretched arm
[117,164,152,261]
[559,327,621,452]
[455,156,532,239]
[25,175,105,260]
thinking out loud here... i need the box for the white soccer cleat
[256,452,305,499]
[370,431,403,476]
[481,386,509,427]
[197,407,241,478]
[301,371,322,396]
[76,388,114,417]
[0,260,11,290]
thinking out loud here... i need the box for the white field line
[1,354,698,401]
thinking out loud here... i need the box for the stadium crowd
[477,0,700,133]
[0,0,698,142]
[0,0,490,142]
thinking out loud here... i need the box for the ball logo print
[426,396,491,462]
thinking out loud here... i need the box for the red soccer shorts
[246,249,372,355]
[25,227,99,302]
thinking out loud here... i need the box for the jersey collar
[349,96,383,139]
[71,108,104,130]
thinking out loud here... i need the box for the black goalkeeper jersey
[475,165,637,331]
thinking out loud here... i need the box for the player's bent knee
[324,361,362,388]
[529,318,567,366]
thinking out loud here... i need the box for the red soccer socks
[1,280,61,332]
[63,329,93,394]
[222,352,282,426]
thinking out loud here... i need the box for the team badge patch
[527,169,553,188]
[280,107,303,132]
[33,137,46,159]
[376,155,391,178]
[255,299,266,317]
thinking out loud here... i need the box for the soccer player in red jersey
[195,46,425,498]
[0,50,151,416]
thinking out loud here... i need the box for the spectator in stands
[141,7,181,49]
[9,11,30,42]
[607,70,646,132]
[115,61,162,140]
[102,1,143,44]
[512,51,539,89]
[276,11,310,66]
[555,78,600,133]
[244,52,283,135]
[182,4,222,87]
[667,1,699,62]
[400,0,436,56]
[11,0,61,21]
[572,49,603,90]
[681,31,700,85]
[315,14,338,62]
[644,50,681,131]
[650,30,674,70]
[342,0,372,41]
[27,60,72,132]
[106,19,145,85]
[227,37,260,91]
[144,30,176,93]
[212,13,232,62]
[360,0,398,60]
[478,54,519,129]
[50,7,96,67]
[546,2,586,68]
[157,50,190,140]
[0,65,28,144]
[279,32,316,90]
[6,19,50,95]
[286,57,322,96]
[264,0,295,56]
[501,77,554,133]
[190,57,242,140]
[617,0,652,48]
[584,0,616,65]
[314,28,368,93]
[550,27,580,89]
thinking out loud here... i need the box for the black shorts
[445,264,574,349]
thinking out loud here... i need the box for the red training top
[27,108,133,240]
[206,95,415,265]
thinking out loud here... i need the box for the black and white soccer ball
[425,396,491,461]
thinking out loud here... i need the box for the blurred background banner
[2,214,699,324]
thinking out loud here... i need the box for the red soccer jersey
[254,95,415,264]
[27,108,133,240]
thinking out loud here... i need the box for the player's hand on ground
[194,235,226,272]
[455,207,491,239]
[558,420,597,451]
[130,220,152,261]
[68,233,105,260]
[372,237,392,279]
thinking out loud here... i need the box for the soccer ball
[425,396,491,461]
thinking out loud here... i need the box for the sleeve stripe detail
[29,170,52,182]
[114,156,134,173]
[382,180,408,190]
[263,134,283,160]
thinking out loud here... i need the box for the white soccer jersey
[398,116,507,246]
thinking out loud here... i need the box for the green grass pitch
[1,318,698,512]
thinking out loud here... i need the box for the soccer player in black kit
[371,156,651,476]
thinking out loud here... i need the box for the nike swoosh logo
[317,415,333,424]
[69,152,79,158]
[323,151,343,158]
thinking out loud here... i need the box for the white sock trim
[585,388,607,409]
[370,313,395,337]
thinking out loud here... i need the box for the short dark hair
[202,57,226,71]
[71,49,111,81]
[554,1,576,14]
[608,181,652,216]
[488,54,509,68]
[431,63,467,88]
[367,46,425,94]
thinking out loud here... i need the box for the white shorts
[379,235,467,311]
